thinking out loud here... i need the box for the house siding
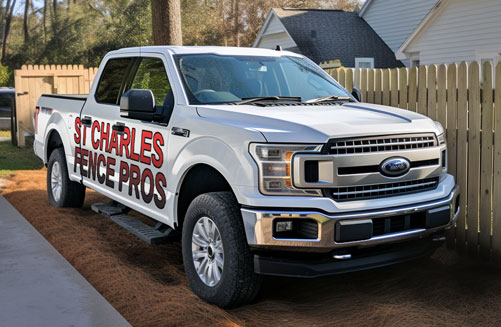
[406,0,501,65]
[362,0,438,53]
[255,13,297,50]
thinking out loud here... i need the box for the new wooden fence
[329,62,501,260]
[14,65,98,146]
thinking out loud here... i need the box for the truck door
[112,56,173,224]
[78,57,134,202]
[78,54,174,225]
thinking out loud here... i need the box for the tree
[1,0,16,63]
[23,0,29,43]
[151,0,182,45]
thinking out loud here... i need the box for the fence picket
[367,69,374,103]
[375,69,382,104]
[418,66,427,116]
[390,69,398,107]
[331,69,338,82]
[437,64,447,128]
[427,65,437,120]
[382,69,390,106]
[407,67,417,112]
[338,69,346,88]
[360,69,367,102]
[398,67,407,109]
[346,69,353,93]
[456,62,468,253]
[446,64,457,178]
[493,63,501,260]
[467,61,481,256]
[479,61,494,258]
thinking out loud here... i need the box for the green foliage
[0,63,11,86]
[0,0,361,71]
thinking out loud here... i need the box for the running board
[91,201,177,245]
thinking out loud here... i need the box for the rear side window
[95,58,132,104]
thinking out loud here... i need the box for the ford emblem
[380,157,410,177]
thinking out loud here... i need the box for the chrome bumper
[241,185,460,252]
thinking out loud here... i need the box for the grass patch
[0,130,11,138]
[0,136,43,178]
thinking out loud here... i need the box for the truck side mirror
[120,89,156,121]
[351,88,361,102]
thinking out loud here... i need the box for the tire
[182,192,262,308]
[47,148,86,208]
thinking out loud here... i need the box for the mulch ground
[2,169,501,327]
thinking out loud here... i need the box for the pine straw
[3,169,501,327]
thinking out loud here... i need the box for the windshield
[174,54,352,105]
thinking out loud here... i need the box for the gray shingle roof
[273,8,403,68]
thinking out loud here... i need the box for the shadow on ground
[2,170,501,327]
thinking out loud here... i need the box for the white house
[395,0,501,68]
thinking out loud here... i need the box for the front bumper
[241,185,460,252]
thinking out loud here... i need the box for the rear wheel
[47,148,86,207]
[182,192,262,308]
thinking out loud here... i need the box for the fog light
[276,221,293,232]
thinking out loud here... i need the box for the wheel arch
[175,163,237,230]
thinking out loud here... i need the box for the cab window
[95,58,132,104]
[128,58,172,106]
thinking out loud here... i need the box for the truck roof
[108,46,302,58]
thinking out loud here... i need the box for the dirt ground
[2,169,501,327]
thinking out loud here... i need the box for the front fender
[169,136,259,204]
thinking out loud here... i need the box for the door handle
[171,127,190,138]
[112,122,125,134]
[81,116,92,127]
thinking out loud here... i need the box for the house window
[411,60,420,67]
[355,57,374,68]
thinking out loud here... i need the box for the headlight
[249,143,323,196]
[435,121,446,145]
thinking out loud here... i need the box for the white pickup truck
[34,46,460,307]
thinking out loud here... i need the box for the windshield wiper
[236,96,302,105]
[305,95,355,104]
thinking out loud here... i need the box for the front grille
[328,177,439,201]
[327,134,437,155]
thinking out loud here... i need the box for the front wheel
[182,192,262,308]
[47,148,86,208]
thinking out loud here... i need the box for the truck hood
[196,102,440,143]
